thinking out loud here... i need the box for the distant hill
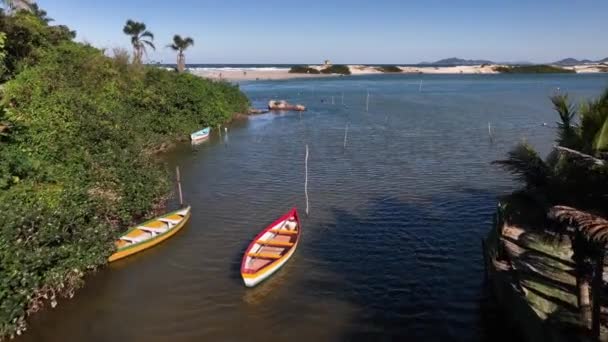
[553,57,608,65]
[421,57,494,66]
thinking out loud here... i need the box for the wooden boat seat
[270,229,298,235]
[138,225,168,235]
[120,234,149,244]
[159,214,182,224]
[257,239,294,247]
[248,252,282,260]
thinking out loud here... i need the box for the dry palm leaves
[549,205,608,245]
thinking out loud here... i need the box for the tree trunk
[580,276,593,329]
[592,252,605,339]
[177,53,185,73]
[133,47,142,64]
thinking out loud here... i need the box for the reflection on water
[17,74,608,341]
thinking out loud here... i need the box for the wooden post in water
[481,238,488,281]
[176,166,183,206]
[218,124,222,139]
[305,145,309,216]
[343,123,349,150]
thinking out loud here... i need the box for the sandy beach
[189,64,607,81]
[188,68,335,81]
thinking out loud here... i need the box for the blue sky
[39,0,608,64]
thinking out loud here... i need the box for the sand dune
[189,64,606,81]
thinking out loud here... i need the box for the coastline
[188,64,607,81]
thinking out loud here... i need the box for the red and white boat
[241,208,301,287]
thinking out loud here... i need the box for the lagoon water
[19,74,608,341]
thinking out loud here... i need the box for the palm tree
[493,143,553,190]
[29,2,52,23]
[169,35,194,73]
[122,20,155,64]
[496,90,608,338]
[579,89,608,153]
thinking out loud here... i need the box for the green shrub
[288,65,320,74]
[494,65,575,74]
[321,64,351,75]
[376,65,402,73]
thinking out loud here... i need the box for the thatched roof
[549,205,608,245]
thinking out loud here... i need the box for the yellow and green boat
[108,206,191,262]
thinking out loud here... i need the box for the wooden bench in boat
[269,229,298,235]
[137,221,169,235]
[159,214,182,224]
[248,252,282,260]
[120,235,149,244]
[256,239,294,247]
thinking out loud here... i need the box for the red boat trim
[240,208,300,275]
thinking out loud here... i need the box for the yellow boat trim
[108,207,191,263]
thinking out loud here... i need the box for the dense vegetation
[493,65,575,74]
[288,65,320,74]
[495,90,608,338]
[0,8,248,338]
[376,65,402,73]
[320,64,351,75]
[288,64,351,75]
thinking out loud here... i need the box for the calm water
[19,74,608,341]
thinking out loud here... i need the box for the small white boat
[190,127,210,143]
[241,208,301,287]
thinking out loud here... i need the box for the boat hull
[242,241,298,287]
[240,208,300,287]
[108,207,191,262]
[190,127,210,142]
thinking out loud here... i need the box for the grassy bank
[0,11,248,338]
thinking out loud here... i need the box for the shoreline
[188,64,608,81]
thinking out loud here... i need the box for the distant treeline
[289,64,352,75]
[493,65,576,74]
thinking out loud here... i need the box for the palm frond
[123,19,137,35]
[173,34,183,45]
[141,30,154,40]
[549,205,608,246]
[493,142,552,188]
[578,91,608,153]
[142,40,155,51]
[551,94,581,149]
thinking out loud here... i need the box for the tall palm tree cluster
[495,89,608,338]
[123,19,194,72]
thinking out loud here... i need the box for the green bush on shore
[0,10,249,338]
[376,65,402,73]
[493,65,576,74]
[288,65,320,74]
[321,64,351,75]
